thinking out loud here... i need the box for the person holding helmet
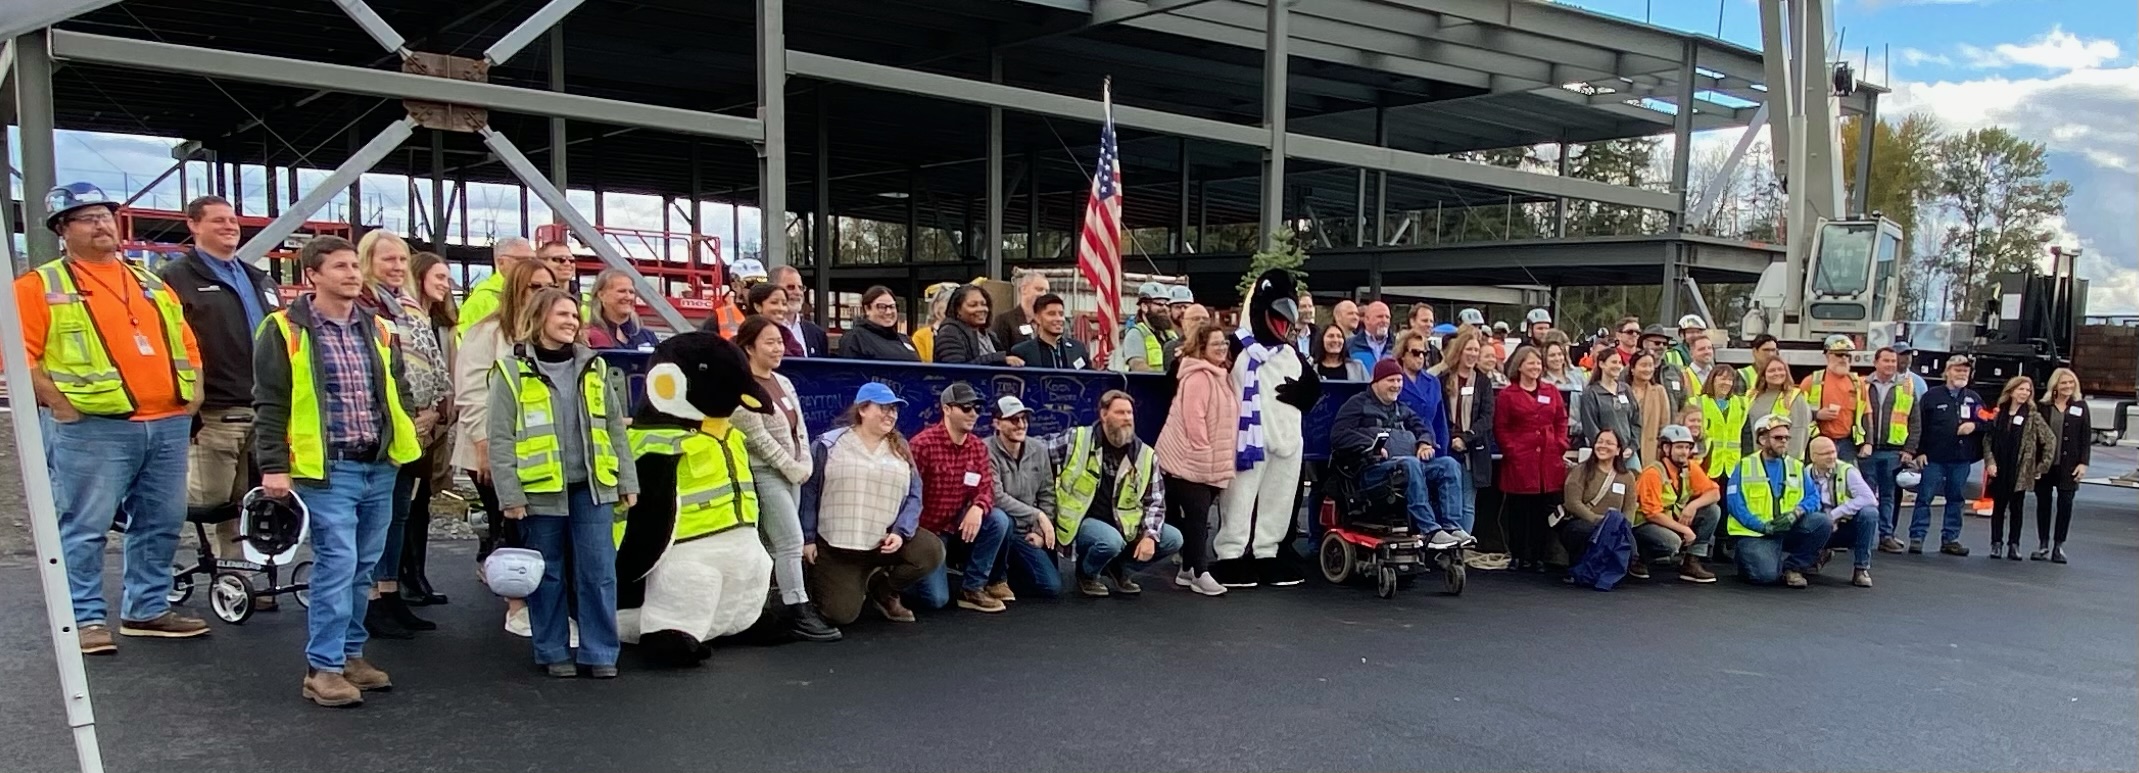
[1632,424,1721,582]
[1806,437,1878,588]
[1523,308,1554,350]
[1799,334,1867,468]
[912,281,958,362]
[1666,315,1708,369]
[1725,414,1833,588]
[1111,282,1176,372]
[16,182,210,654]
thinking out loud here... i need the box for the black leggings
[1988,485,2028,546]
[1502,493,1558,564]
[1165,475,1220,573]
[2033,467,2079,544]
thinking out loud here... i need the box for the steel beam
[1668,40,1698,233]
[1259,0,1288,250]
[479,127,690,331]
[1176,139,1192,253]
[486,0,584,66]
[430,130,447,247]
[236,118,414,265]
[757,0,788,268]
[547,27,568,199]
[49,31,763,143]
[1690,103,1766,229]
[1287,135,1678,211]
[1090,0,1225,26]
[985,51,1005,279]
[15,31,58,261]
[329,0,409,58]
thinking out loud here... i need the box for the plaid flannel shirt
[908,423,996,534]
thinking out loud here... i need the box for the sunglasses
[1619,328,1639,336]
[946,402,982,414]
[1404,349,1426,358]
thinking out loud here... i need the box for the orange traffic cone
[1970,466,1995,516]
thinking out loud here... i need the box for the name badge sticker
[963,471,981,487]
[2011,415,2025,426]
[1460,386,1474,396]
[1610,482,1626,494]
[2069,405,2084,417]
[1536,395,1550,405]
[1617,394,1629,405]
[1018,324,1033,335]
[1073,357,1086,369]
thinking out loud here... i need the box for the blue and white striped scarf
[1235,340,1270,471]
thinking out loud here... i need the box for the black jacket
[793,319,831,358]
[1435,366,1497,487]
[991,307,1039,352]
[1010,334,1093,370]
[1331,391,1432,467]
[159,248,280,411]
[836,320,921,361]
[932,319,1010,365]
[1906,384,1985,464]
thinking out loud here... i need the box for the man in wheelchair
[1329,360,1475,549]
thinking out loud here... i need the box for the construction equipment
[532,222,730,331]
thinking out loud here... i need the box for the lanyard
[68,260,145,328]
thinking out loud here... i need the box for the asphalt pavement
[0,486,2134,773]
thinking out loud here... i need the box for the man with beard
[1112,282,1175,372]
[1039,391,1182,596]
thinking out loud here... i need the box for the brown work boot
[869,591,916,623]
[303,669,363,708]
[1851,569,1873,588]
[983,581,1016,602]
[118,610,210,639]
[956,589,1007,613]
[343,658,393,691]
[1678,555,1716,584]
[78,624,117,655]
[1783,569,1808,589]
[1627,561,1651,579]
[1078,574,1111,598]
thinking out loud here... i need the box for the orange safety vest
[710,302,745,339]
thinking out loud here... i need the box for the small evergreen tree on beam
[1237,226,1310,301]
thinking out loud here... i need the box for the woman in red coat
[1494,345,1571,572]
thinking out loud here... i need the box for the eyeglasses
[997,415,1029,425]
[66,212,116,226]
[868,303,898,312]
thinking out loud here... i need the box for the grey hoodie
[988,432,1057,535]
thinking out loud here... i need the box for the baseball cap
[1890,341,1914,354]
[1169,285,1195,305]
[1823,334,1856,352]
[1137,282,1169,301]
[1432,323,1457,336]
[995,396,1032,419]
[854,382,907,408]
[1371,359,1405,383]
[939,381,982,406]
[1525,308,1552,325]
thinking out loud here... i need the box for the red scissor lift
[533,223,731,331]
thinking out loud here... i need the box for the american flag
[1077,79,1123,361]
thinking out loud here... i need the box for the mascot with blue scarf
[1209,269,1322,588]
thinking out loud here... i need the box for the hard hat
[44,182,120,233]
[1457,308,1485,326]
[1137,281,1170,301]
[729,258,769,283]
[239,487,310,566]
[1895,470,1922,490]
[483,546,547,600]
[1432,323,1457,336]
[1525,308,1552,325]
[1824,334,1857,352]
[1659,424,1696,446]
[1641,323,1674,342]
[1677,314,1708,331]
[1169,285,1195,305]
[925,281,959,302]
[1754,413,1794,435]
[1492,321,1510,334]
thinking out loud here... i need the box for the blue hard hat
[1432,323,1457,335]
[853,382,907,408]
[44,182,120,233]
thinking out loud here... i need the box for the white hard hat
[482,547,546,599]
[1677,314,1708,331]
[1895,470,1922,490]
[1659,424,1696,446]
[1137,281,1169,301]
[1755,413,1794,435]
[1458,308,1485,326]
[729,258,769,283]
[1169,285,1195,305]
[1525,308,1552,325]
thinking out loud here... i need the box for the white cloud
[1958,26,2123,71]
[1899,47,1952,67]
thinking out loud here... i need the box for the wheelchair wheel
[1376,567,1398,599]
[210,572,255,624]
[1318,531,1356,584]
[168,565,195,606]
[1439,552,1466,596]
[289,561,314,609]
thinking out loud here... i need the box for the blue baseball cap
[1432,323,1457,335]
[853,382,906,408]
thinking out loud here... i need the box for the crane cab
[1804,216,1904,337]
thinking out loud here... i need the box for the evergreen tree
[1238,225,1310,299]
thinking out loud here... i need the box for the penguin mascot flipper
[1209,269,1313,589]
[615,331,776,667]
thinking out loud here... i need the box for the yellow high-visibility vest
[33,258,196,415]
[623,426,756,546]
[1860,376,1916,447]
[1728,454,1805,537]
[265,310,420,480]
[494,355,620,494]
[1051,427,1156,544]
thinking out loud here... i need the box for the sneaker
[505,607,531,637]
[1907,539,1924,555]
[1078,575,1111,598]
[1851,569,1873,588]
[2005,544,2022,561]
[1678,556,1716,584]
[78,624,117,655]
[1782,569,1808,589]
[1939,541,1970,557]
[1425,530,1462,550]
[1878,537,1908,554]
[589,665,619,679]
[2029,545,2050,561]
[303,669,363,708]
[1175,570,1197,588]
[1445,528,1478,547]
[343,657,392,691]
[956,589,1008,613]
[869,593,916,623]
[118,611,210,639]
[1627,561,1650,579]
[1187,573,1228,596]
[545,663,578,678]
[983,582,1016,602]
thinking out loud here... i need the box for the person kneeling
[1725,415,1833,588]
[1807,437,1878,588]
[1631,425,1720,583]
[906,382,1012,614]
[1329,360,1474,549]
[1039,390,1183,597]
[799,384,947,625]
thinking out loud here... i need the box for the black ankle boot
[2051,542,2068,564]
[365,600,415,639]
[383,595,437,631]
[785,603,842,642]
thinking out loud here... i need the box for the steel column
[985,51,1005,278]
[1026,150,1041,258]
[347,130,364,229]
[1258,0,1289,249]
[479,127,690,331]
[15,31,58,261]
[813,88,832,322]
[547,27,568,206]
[430,130,447,248]
[1667,38,1697,234]
[1851,90,1878,216]
[1372,106,1388,245]
[756,0,788,268]
[1553,141,1570,238]
[236,117,415,267]
[1175,139,1191,253]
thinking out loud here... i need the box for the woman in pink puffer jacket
[1156,321,1241,596]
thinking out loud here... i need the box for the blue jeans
[1733,511,1835,584]
[295,460,397,672]
[520,484,620,667]
[1909,461,1971,544]
[50,415,190,626]
[1827,509,1879,570]
[994,535,1064,599]
[1359,456,1466,534]
[1072,518,1184,579]
[1857,450,1903,539]
[909,507,1011,609]
[1456,471,1478,531]
[376,462,423,583]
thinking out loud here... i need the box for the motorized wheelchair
[1316,435,1466,599]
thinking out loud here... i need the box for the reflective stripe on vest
[623,426,756,546]
[1644,459,1693,518]
[494,356,620,494]
[1700,395,1748,479]
[1860,377,1915,447]
[267,310,421,480]
[1801,372,1867,444]
[1051,427,1156,544]
[1133,322,1166,367]
[34,259,197,415]
[1728,454,1805,537]
[713,304,744,339]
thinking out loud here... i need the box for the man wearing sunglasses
[907,382,1012,613]
[986,397,1063,599]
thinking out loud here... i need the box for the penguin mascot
[614,331,776,666]
[1208,269,1322,588]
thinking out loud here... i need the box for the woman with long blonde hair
[454,258,561,637]
[354,231,451,636]
[2032,367,2089,562]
